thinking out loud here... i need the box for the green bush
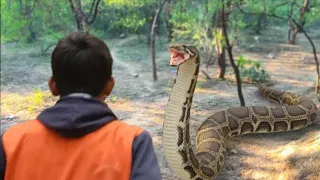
[236,55,269,83]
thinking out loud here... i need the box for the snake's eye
[185,48,194,56]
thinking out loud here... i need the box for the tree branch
[88,0,101,24]
[273,2,291,10]
[68,0,75,13]
[88,0,97,18]
[17,0,38,41]
[68,0,83,31]
[292,1,300,8]
[201,70,212,80]
[291,19,319,93]
[76,0,88,23]
[234,3,286,20]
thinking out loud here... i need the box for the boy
[0,32,162,180]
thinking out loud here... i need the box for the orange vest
[2,119,143,180]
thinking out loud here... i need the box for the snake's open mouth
[169,49,190,66]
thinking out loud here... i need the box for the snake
[163,44,318,180]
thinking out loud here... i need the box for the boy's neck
[62,93,107,102]
[66,93,92,99]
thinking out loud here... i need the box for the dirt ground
[1,27,320,180]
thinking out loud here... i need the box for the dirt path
[1,31,320,180]
[111,36,157,94]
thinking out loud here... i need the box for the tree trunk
[214,8,226,79]
[73,0,86,32]
[151,0,168,81]
[76,18,85,32]
[287,19,293,43]
[206,0,214,39]
[287,2,294,43]
[27,25,36,42]
[221,1,246,106]
[68,0,101,32]
[151,16,158,81]
[255,14,263,34]
[215,28,226,79]
[289,0,310,45]
[262,0,268,25]
[290,28,299,44]
[165,0,173,42]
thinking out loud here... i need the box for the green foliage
[1,0,320,46]
[1,0,162,44]
[99,0,158,35]
[1,0,72,43]
[196,81,205,89]
[239,0,320,28]
[169,0,218,63]
[106,95,118,103]
[172,18,215,59]
[170,0,217,39]
[213,30,225,47]
[236,56,269,83]
[305,3,320,25]
[1,0,27,42]
[107,0,154,6]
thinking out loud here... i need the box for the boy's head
[49,32,115,100]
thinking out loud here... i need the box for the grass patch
[1,90,57,120]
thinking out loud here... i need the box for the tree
[68,0,102,32]
[1,0,73,43]
[151,0,168,81]
[164,0,174,42]
[102,0,159,42]
[169,0,217,70]
[288,0,310,44]
[214,7,227,79]
[221,0,245,106]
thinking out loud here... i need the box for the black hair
[51,32,113,97]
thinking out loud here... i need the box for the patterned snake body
[163,44,318,179]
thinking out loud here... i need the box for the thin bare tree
[151,0,168,81]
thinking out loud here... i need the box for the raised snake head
[169,44,198,66]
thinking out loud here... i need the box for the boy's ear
[48,77,59,96]
[103,76,115,97]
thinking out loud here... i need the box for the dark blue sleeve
[130,130,162,180]
[0,136,6,180]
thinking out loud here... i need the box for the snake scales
[163,44,318,180]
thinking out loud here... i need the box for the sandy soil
[1,27,320,180]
